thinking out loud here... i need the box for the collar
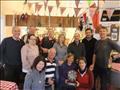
[12,37,20,41]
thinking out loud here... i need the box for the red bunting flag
[35,3,42,12]
[60,7,66,15]
[48,6,53,14]
[75,0,80,8]
[56,0,60,8]
[74,8,81,17]
[83,13,87,24]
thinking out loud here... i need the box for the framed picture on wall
[110,24,119,41]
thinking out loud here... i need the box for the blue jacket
[24,69,45,90]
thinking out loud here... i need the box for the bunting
[92,9,99,29]
[35,3,42,12]
[74,8,81,17]
[44,0,48,11]
[60,7,66,16]
[75,0,80,8]
[83,13,87,24]
[48,6,53,14]
[56,0,60,8]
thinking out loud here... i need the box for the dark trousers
[93,67,110,90]
[4,64,22,85]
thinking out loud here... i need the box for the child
[59,53,77,90]
[76,57,94,90]
[24,56,46,90]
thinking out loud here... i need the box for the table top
[0,80,19,90]
[112,63,120,72]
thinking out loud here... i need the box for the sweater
[24,69,45,90]
[0,37,24,65]
[76,70,94,90]
[67,41,86,61]
[21,44,39,73]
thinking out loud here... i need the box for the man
[90,26,120,90]
[67,31,86,63]
[21,26,37,44]
[82,28,97,68]
[0,26,24,84]
[41,29,56,58]
[45,48,56,90]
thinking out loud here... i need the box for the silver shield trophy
[67,70,77,87]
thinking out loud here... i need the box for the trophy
[67,70,77,87]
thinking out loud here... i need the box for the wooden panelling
[5,15,79,27]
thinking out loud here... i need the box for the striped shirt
[45,58,56,86]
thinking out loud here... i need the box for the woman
[53,33,67,65]
[76,57,94,90]
[24,56,46,90]
[21,34,39,78]
[59,53,77,90]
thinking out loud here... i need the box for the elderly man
[0,26,24,84]
[67,31,86,63]
[45,48,56,90]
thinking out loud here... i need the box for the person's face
[48,49,56,60]
[48,30,54,38]
[74,33,80,41]
[28,36,37,45]
[79,60,86,70]
[59,35,65,43]
[67,56,74,64]
[99,28,107,39]
[12,27,20,39]
[36,61,45,71]
[85,30,92,38]
[29,27,36,34]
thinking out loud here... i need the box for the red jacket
[76,70,94,90]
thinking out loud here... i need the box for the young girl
[24,56,46,90]
[76,57,94,90]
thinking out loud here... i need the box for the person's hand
[76,81,80,87]
[89,64,94,71]
[65,79,68,84]
[42,48,48,53]
[48,78,54,85]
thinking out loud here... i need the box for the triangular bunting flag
[35,3,42,12]
[75,0,80,8]
[74,8,81,17]
[56,0,60,8]
[48,6,53,14]
[60,7,66,15]
[44,0,48,11]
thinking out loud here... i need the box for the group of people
[0,25,120,90]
